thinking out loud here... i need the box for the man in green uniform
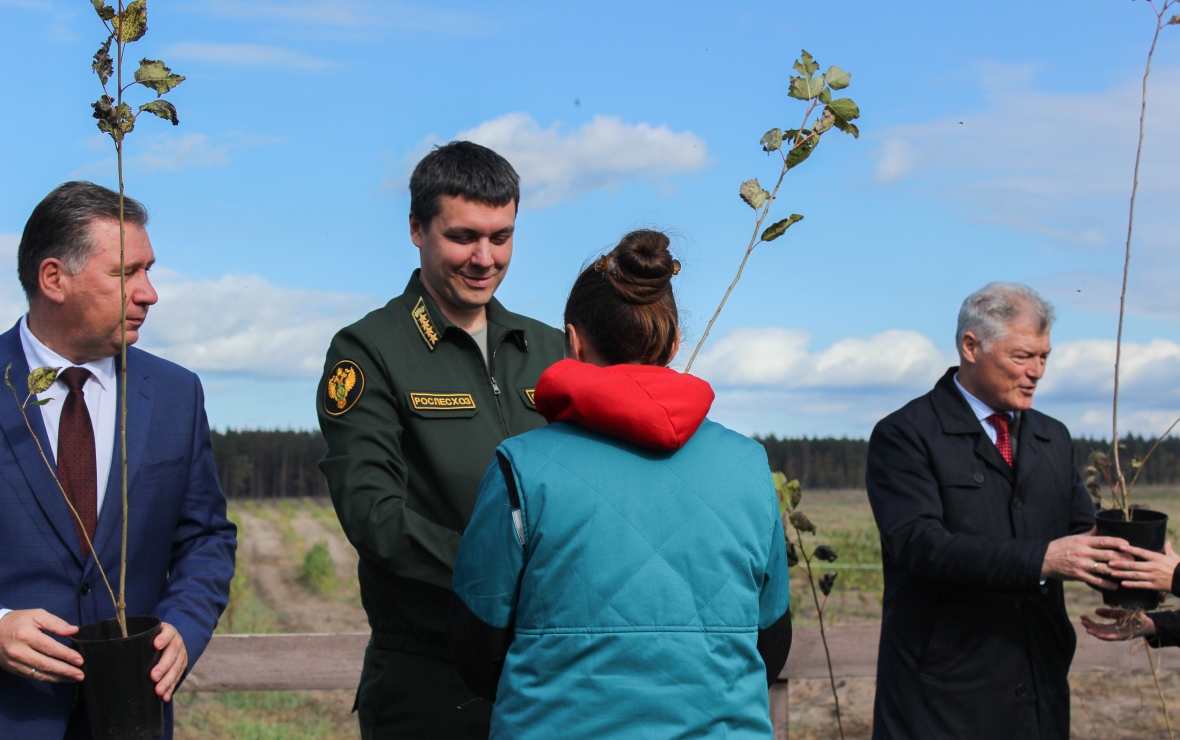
[317,141,564,738]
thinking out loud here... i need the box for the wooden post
[770,679,790,739]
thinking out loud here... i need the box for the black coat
[866,368,1094,740]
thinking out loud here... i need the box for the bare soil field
[177,489,1180,739]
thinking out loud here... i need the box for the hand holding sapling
[1108,541,1180,592]
[0,609,84,683]
[1040,528,1128,589]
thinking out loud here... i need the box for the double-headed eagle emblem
[325,360,364,416]
[328,365,357,410]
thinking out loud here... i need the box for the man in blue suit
[0,181,237,738]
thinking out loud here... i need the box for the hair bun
[605,230,675,305]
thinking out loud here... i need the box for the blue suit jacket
[0,322,237,739]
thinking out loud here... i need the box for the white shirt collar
[19,315,116,393]
[953,372,1011,424]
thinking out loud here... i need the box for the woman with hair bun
[449,229,792,738]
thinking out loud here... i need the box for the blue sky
[1,0,1177,439]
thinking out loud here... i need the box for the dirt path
[236,503,368,634]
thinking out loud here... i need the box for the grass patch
[174,690,356,739]
[302,541,337,595]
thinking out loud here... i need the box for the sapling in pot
[2,2,184,738]
[1086,0,1180,614]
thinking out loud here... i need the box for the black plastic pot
[1095,508,1170,611]
[72,616,164,740]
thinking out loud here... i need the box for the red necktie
[57,367,98,561]
[986,413,1014,468]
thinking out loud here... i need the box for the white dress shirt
[953,372,1012,444]
[19,315,117,511]
[1,319,118,622]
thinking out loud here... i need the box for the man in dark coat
[866,282,1127,740]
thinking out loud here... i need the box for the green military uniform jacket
[317,270,564,657]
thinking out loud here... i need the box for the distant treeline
[757,434,1180,489]
[209,430,1180,498]
[211,430,329,499]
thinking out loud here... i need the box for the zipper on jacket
[488,347,509,436]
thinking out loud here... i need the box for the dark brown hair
[18,181,148,301]
[409,141,519,229]
[564,229,680,366]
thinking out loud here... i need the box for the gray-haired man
[866,282,1126,740]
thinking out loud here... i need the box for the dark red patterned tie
[986,413,1014,468]
[57,368,98,561]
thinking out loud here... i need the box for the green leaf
[29,398,52,407]
[119,102,136,132]
[772,471,790,514]
[113,0,147,43]
[135,59,185,97]
[827,98,861,122]
[27,366,60,396]
[760,214,804,242]
[94,98,135,136]
[760,128,783,153]
[789,75,825,101]
[92,0,115,21]
[812,107,836,135]
[139,99,179,125]
[773,473,802,515]
[789,510,817,535]
[739,178,769,210]
[818,87,832,105]
[795,49,819,77]
[825,65,851,90]
[831,117,860,139]
[92,35,114,86]
[785,136,818,169]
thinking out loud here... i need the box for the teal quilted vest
[455,418,790,739]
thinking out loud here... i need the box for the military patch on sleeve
[411,296,440,351]
[409,392,476,411]
[325,360,365,416]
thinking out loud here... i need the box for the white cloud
[71,132,285,178]
[138,274,377,378]
[133,133,229,173]
[401,113,710,209]
[689,326,1178,440]
[692,327,948,391]
[873,138,915,184]
[163,42,338,71]
[1039,338,1180,406]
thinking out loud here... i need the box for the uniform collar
[402,269,530,352]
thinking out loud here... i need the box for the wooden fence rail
[182,623,1180,738]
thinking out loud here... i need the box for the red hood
[534,359,715,451]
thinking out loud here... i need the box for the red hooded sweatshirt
[533,359,715,452]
